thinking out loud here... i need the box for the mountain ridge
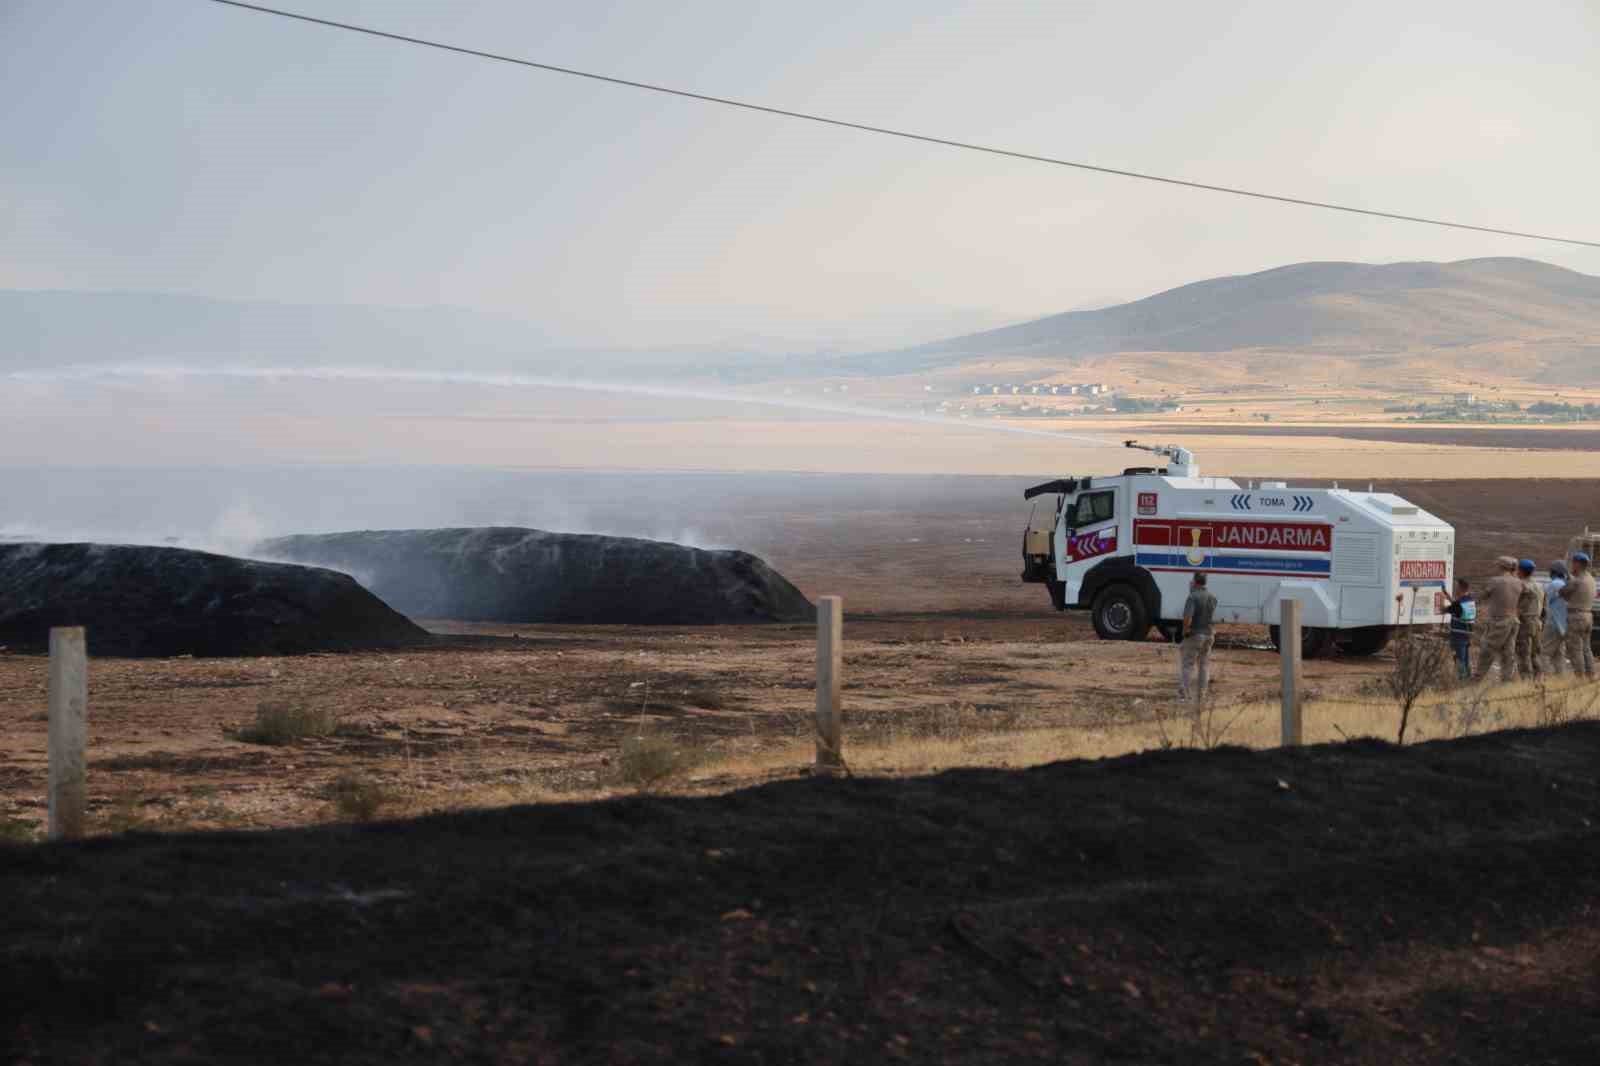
[847,257,1600,375]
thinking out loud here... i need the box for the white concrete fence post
[48,626,88,840]
[1279,600,1302,746]
[814,596,844,774]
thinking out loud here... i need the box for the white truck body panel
[1031,463,1454,631]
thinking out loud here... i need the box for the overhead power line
[203,0,1600,250]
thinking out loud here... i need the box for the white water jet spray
[8,364,1125,449]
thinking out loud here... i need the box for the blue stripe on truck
[1135,552,1332,575]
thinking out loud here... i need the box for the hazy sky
[5,0,1599,351]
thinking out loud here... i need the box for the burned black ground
[6,723,1599,1064]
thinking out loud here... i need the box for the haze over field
[9,255,1600,381]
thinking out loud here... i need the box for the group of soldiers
[1173,552,1593,702]
[1449,552,1596,683]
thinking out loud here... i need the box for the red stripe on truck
[1134,519,1332,553]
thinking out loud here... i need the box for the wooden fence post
[1279,600,1302,746]
[48,626,88,840]
[814,596,843,774]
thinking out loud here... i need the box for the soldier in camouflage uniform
[1560,553,1596,680]
[1515,559,1544,679]
[1473,556,1522,683]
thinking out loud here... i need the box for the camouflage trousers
[1474,617,1520,682]
[1567,617,1595,679]
[1515,616,1543,678]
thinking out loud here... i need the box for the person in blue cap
[1558,552,1595,678]
[1541,560,1571,674]
[1515,559,1544,679]
[1444,576,1476,680]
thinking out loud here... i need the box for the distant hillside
[851,258,1600,375]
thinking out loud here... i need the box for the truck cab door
[1057,488,1120,605]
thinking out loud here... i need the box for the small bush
[922,701,1024,740]
[0,816,38,844]
[616,732,701,790]
[1150,696,1250,751]
[324,773,397,821]
[229,701,337,745]
[1431,686,1506,739]
[1533,680,1600,729]
[679,686,731,710]
[99,794,157,834]
[1386,632,1454,744]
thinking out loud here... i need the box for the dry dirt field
[1,476,1594,838]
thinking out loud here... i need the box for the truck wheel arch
[1079,557,1162,620]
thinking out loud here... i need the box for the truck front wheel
[1091,584,1150,641]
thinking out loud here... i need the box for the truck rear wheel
[1337,626,1393,657]
[1091,584,1150,641]
[1269,623,1338,660]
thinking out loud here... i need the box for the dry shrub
[229,701,337,746]
[1386,631,1455,744]
[616,732,702,791]
[921,701,1024,740]
[1151,696,1251,750]
[1532,679,1600,729]
[324,773,398,821]
[678,686,732,710]
[1430,685,1506,739]
[0,816,39,844]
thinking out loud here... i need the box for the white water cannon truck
[1021,442,1456,657]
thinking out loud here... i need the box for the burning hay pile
[0,542,429,656]
[257,527,815,625]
